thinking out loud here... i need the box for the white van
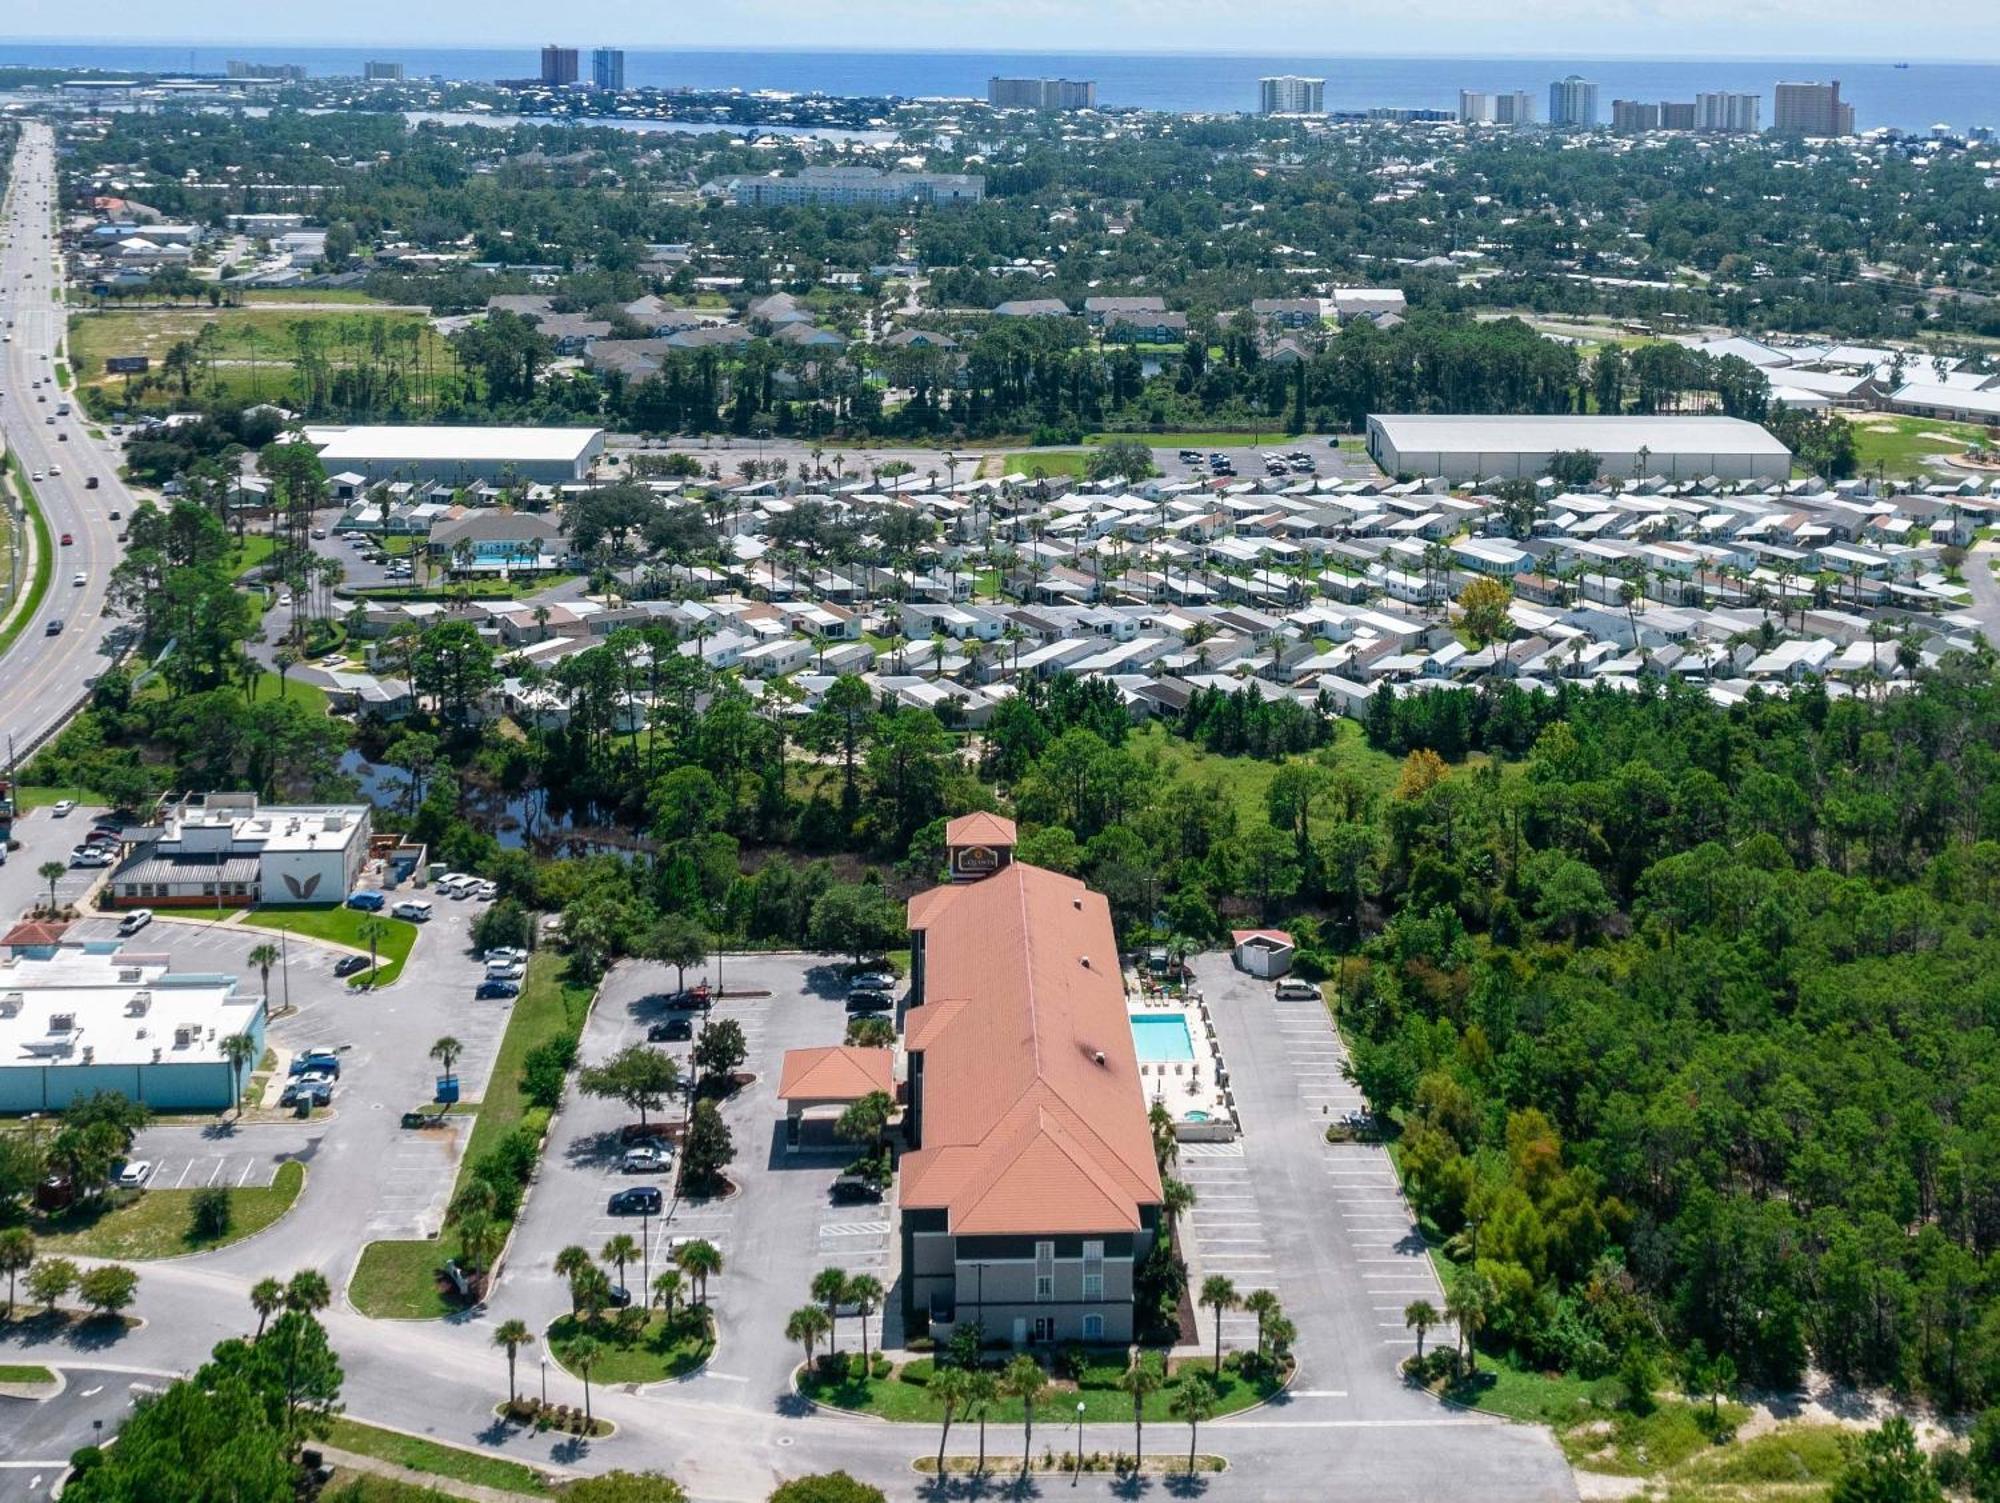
[1273,978,1321,1002]
[391,899,433,923]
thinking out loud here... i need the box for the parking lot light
[1073,1400,1086,1483]
[539,1354,547,1406]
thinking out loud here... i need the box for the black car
[844,990,893,1014]
[655,988,708,1012]
[831,1174,884,1204]
[608,1186,663,1216]
[606,1283,633,1309]
[476,979,521,999]
[647,1017,693,1042]
[334,955,372,978]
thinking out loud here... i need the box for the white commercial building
[1548,75,1599,127]
[307,425,604,485]
[1366,414,1793,484]
[108,794,373,911]
[1259,75,1326,115]
[0,947,267,1113]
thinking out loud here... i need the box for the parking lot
[498,951,896,1399]
[1191,954,1453,1416]
[0,801,115,916]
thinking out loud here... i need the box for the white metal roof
[309,426,604,464]
[1369,415,1791,456]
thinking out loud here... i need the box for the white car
[117,907,154,935]
[52,798,75,816]
[47,463,59,475]
[473,880,498,901]
[71,571,84,587]
[116,1159,153,1188]
[484,947,528,965]
[69,846,111,867]
[277,594,292,609]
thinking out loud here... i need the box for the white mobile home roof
[310,426,603,464]
[1368,415,1791,458]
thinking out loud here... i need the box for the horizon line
[0,38,1993,67]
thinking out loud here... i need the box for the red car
[59,532,71,545]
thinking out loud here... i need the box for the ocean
[0,44,1993,135]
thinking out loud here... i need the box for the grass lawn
[351,955,595,1318]
[800,1353,1283,1424]
[324,1417,555,1497]
[240,288,395,306]
[67,306,454,414]
[545,1308,714,1384]
[1008,449,1093,480]
[226,533,278,577]
[1560,1399,1752,1475]
[36,1159,304,1259]
[1842,412,1996,480]
[353,579,537,602]
[245,670,332,716]
[0,453,53,662]
[14,784,97,812]
[0,1364,55,1383]
[1131,720,1408,830]
[237,904,416,987]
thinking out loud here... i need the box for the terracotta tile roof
[777,1045,894,1103]
[902,862,1162,1236]
[944,811,1018,847]
[1,921,68,947]
[1231,928,1295,947]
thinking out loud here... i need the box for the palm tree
[36,861,63,915]
[1446,1272,1491,1375]
[601,1234,640,1298]
[1199,1275,1239,1376]
[0,1228,33,1318]
[429,1036,462,1079]
[1148,1100,1179,1173]
[220,1032,258,1119]
[246,1275,284,1336]
[1244,1288,1282,1363]
[285,1269,332,1313]
[811,1267,849,1354]
[554,1244,594,1315]
[1170,1373,1218,1474]
[1404,1299,1440,1361]
[965,1366,999,1475]
[494,1319,533,1407]
[846,1273,884,1364]
[356,917,386,983]
[1121,1352,1164,1465]
[247,942,280,1005]
[786,1304,832,1373]
[563,1335,602,1426]
[651,1269,682,1322]
[1161,1176,1196,1235]
[931,1364,971,1475]
[1003,1353,1046,1478]
[675,1239,722,1305]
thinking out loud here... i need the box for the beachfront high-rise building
[591,48,625,91]
[1774,80,1853,136]
[1611,100,1660,132]
[228,60,306,81]
[540,45,579,87]
[1548,74,1599,127]
[1258,75,1326,115]
[1459,89,1535,125]
[987,77,1097,110]
[1660,101,1697,130]
[362,61,403,83]
[1696,91,1761,133]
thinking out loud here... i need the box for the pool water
[1130,1012,1196,1064]
[1184,1109,1212,1122]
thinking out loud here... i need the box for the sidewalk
[317,1446,545,1503]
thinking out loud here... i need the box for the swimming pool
[1130,1012,1196,1064]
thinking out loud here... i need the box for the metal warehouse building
[307,425,605,485]
[1366,414,1793,484]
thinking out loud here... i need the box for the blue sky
[7,0,1997,61]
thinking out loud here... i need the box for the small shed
[1231,928,1297,979]
[777,1045,895,1152]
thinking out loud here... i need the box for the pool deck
[1128,982,1236,1140]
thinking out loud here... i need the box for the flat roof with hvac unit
[306,425,605,484]
[1366,414,1793,484]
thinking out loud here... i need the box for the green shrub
[189,1186,231,1239]
[898,1358,934,1386]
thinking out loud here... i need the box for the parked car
[334,955,373,978]
[845,990,893,1014]
[69,846,111,867]
[830,1172,884,1203]
[849,971,896,994]
[116,908,153,935]
[345,890,385,911]
[290,1050,341,1077]
[1273,979,1321,1002]
[279,1081,332,1108]
[608,1186,663,1216]
[621,1145,671,1173]
[655,988,709,1012]
[475,979,520,999]
[483,947,528,966]
[390,900,432,922]
[115,1159,153,1189]
[51,799,75,816]
[472,880,498,901]
[647,1017,693,1042]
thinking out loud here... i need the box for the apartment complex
[1259,75,1326,116]
[363,61,404,83]
[987,77,1096,110]
[719,166,984,209]
[1696,91,1762,132]
[228,61,306,82]
[1459,89,1535,125]
[900,816,1164,1345]
[1548,75,1599,127]
[540,45,579,87]
[591,48,625,92]
[1774,80,1854,136]
[1613,92,1759,133]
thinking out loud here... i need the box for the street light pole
[539,1355,547,1406]
[1073,1400,1086,1483]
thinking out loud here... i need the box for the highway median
[0,447,52,661]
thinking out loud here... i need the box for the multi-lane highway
[0,121,132,757]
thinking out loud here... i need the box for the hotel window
[1083,1313,1104,1340]
[1034,1240,1054,1302]
[1082,1240,1104,1302]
